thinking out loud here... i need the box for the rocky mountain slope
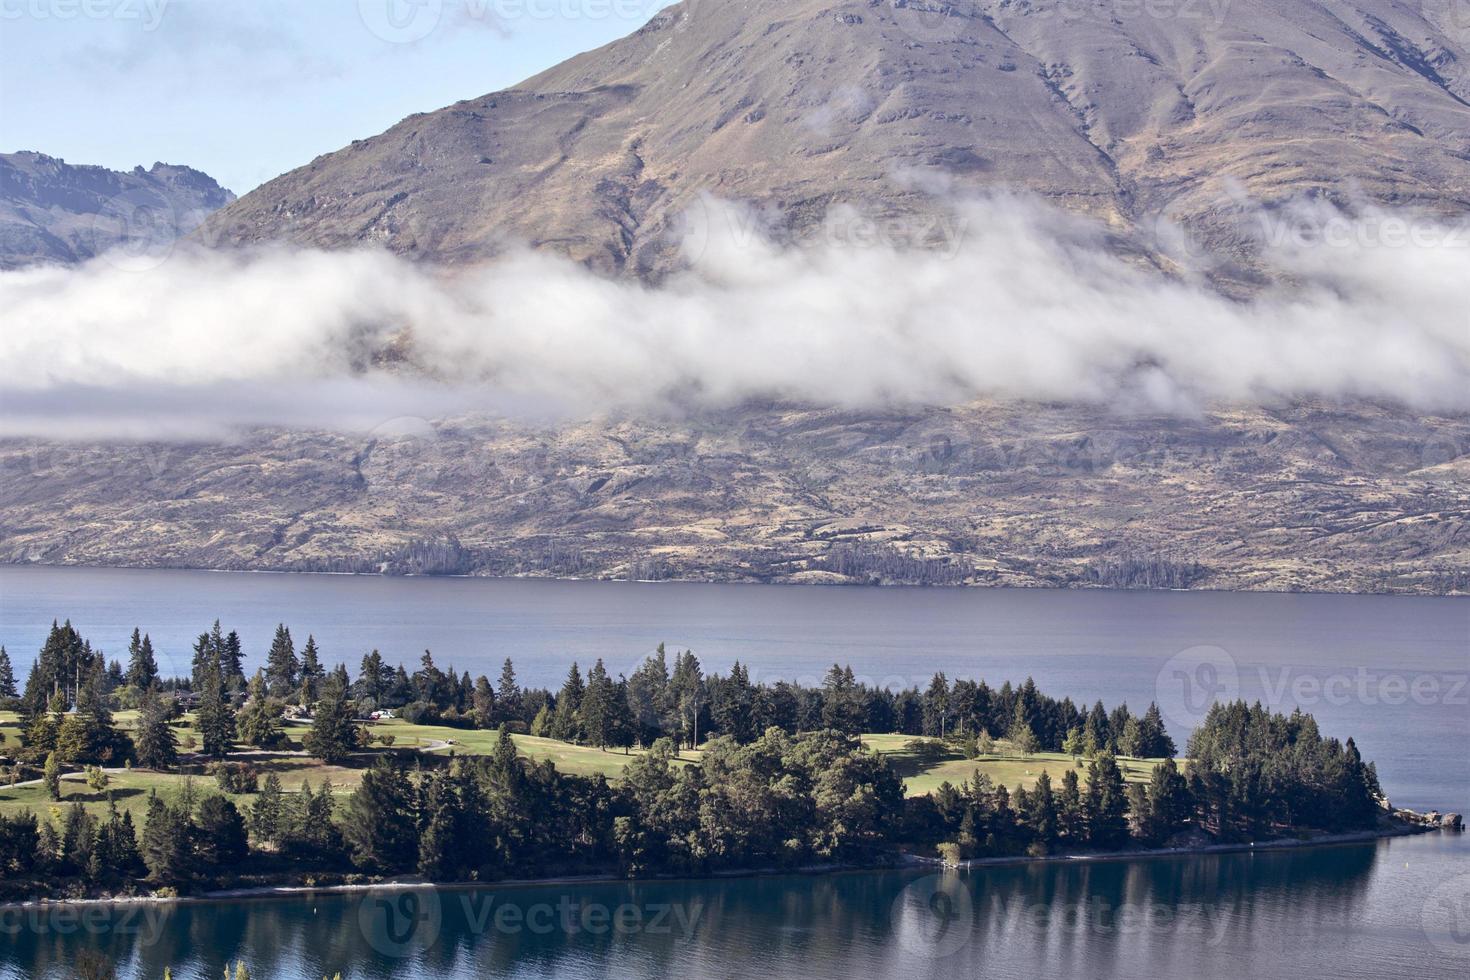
[0,151,235,268]
[4,3,1467,594]
[204,0,1470,279]
[2,403,1465,594]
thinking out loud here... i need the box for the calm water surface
[2,833,1468,979]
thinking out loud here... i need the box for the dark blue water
[2,832,1467,979]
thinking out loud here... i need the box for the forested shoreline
[0,621,1398,901]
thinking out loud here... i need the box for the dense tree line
[0,620,1391,895]
[1185,701,1382,837]
[1084,553,1207,590]
[3,623,1174,766]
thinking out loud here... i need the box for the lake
[0,566,1467,978]
[2,833,1468,979]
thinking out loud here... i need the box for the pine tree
[24,692,66,753]
[1143,756,1192,843]
[43,751,62,800]
[1027,770,1058,842]
[1084,752,1129,848]
[495,658,522,724]
[669,652,707,750]
[0,646,18,699]
[135,687,180,770]
[56,669,130,765]
[578,659,618,748]
[1058,767,1085,840]
[250,772,285,847]
[1007,700,1040,755]
[1137,702,1176,758]
[922,673,950,738]
[125,629,159,691]
[1062,726,1085,760]
[416,767,465,880]
[196,664,236,759]
[609,677,638,753]
[1117,716,1144,757]
[265,624,298,698]
[1126,783,1150,840]
[23,622,97,714]
[95,799,140,878]
[299,635,324,685]
[355,650,387,706]
[471,675,496,729]
[195,796,248,865]
[625,647,671,746]
[221,629,245,685]
[712,661,755,743]
[236,671,286,748]
[303,683,359,764]
[341,759,417,872]
[1340,737,1382,829]
[141,793,192,884]
[550,662,585,742]
[1084,700,1109,757]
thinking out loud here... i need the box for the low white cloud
[1,195,1467,440]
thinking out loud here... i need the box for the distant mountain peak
[199,0,1470,282]
[0,151,235,269]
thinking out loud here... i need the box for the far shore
[1,818,1454,913]
[3,558,1467,598]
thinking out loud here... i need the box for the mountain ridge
[2,401,1465,595]
[0,150,235,269]
[201,0,1470,280]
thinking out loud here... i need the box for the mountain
[205,0,1470,278]
[4,2,1467,595]
[0,151,235,269]
[2,402,1465,594]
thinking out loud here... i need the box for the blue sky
[0,0,677,194]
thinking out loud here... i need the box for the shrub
[85,766,109,792]
[399,701,435,725]
[210,762,260,795]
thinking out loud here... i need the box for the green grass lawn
[2,707,1171,824]
[0,710,20,749]
[0,756,365,826]
[861,734,1165,797]
[364,719,701,780]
